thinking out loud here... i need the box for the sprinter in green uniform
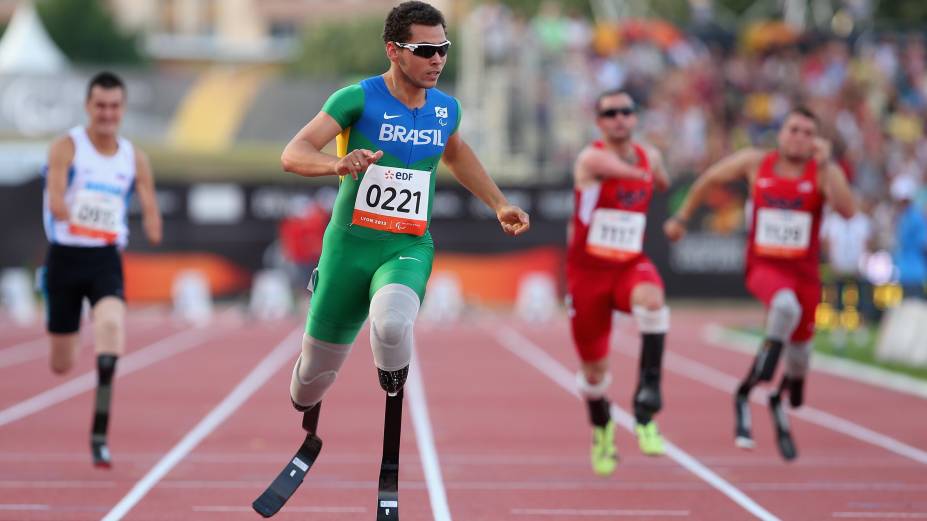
[252,2,529,518]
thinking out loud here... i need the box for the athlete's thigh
[44,248,87,334]
[792,279,821,342]
[307,237,380,344]
[566,264,614,362]
[745,263,793,306]
[88,249,124,305]
[370,239,434,302]
[613,256,664,312]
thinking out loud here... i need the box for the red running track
[0,305,924,520]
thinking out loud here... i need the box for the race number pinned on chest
[754,208,812,258]
[68,189,122,242]
[352,164,430,236]
[586,209,646,261]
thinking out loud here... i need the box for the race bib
[754,208,812,258]
[586,209,646,261]
[352,164,430,236]
[68,189,122,242]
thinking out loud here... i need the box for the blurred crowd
[467,1,927,307]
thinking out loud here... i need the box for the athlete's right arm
[281,112,382,180]
[664,148,763,242]
[46,135,75,221]
[573,146,647,190]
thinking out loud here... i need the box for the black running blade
[91,435,111,468]
[770,395,798,461]
[376,390,403,521]
[252,434,323,518]
[377,462,399,520]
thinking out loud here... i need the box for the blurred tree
[874,0,927,23]
[36,0,144,64]
[289,17,458,83]
[479,0,592,18]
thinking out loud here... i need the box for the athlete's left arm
[820,161,856,219]
[645,145,671,192]
[134,147,162,245]
[442,132,530,236]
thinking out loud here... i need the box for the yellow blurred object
[592,23,621,56]
[168,67,269,152]
[873,284,904,309]
[842,283,859,307]
[744,93,773,123]
[816,302,838,330]
[886,112,923,145]
[840,308,860,331]
[741,21,799,53]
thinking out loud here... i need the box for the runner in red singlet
[567,90,672,476]
[664,107,856,460]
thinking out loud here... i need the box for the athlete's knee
[631,284,665,311]
[369,284,419,374]
[371,308,412,348]
[49,335,78,375]
[577,360,611,400]
[784,341,811,378]
[93,298,125,355]
[632,305,670,334]
[290,334,352,409]
[768,289,801,336]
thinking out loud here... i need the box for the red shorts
[566,255,664,362]
[745,263,819,342]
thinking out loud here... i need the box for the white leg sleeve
[369,283,420,372]
[289,333,352,409]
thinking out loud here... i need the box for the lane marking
[833,514,927,519]
[0,320,161,370]
[0,328,213,427]
[623,340,927,465]
[0,504,50,511]
[491,325,780,521]
[704,324,927,400]
[100,328,301,521]
[512,508,689,517]
[0,337,46,368]
[408,346,453,521]
[193,505,365,513]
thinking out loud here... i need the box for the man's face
[778,113,817,162]
[390,24,448,89]
[595,93,637,142]
[85,86,125,137]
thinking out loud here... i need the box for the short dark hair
[786,105,818,127]
[382,1,447,44]
[595,89,635,113]
[86,71,125,101]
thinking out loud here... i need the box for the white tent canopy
[0,1,67,74]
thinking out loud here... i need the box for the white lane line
[631,340,927,465]
[491,325,780,521]
[193,505,365,513]
[0,504,50,511]
[0,480,115,488]
[704,323,927,400]
[100,328,301,521]
[408,346,453,521]
[0,337,46,369]
[0,328,213,427]
[512,508,690,517]
[0,320,161,370]
[833,513,927,519]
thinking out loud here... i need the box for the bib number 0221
[352,164,430,236]
[365,185,422,215]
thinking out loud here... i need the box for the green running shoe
[636,421,665,456]
[590,420,618,476]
